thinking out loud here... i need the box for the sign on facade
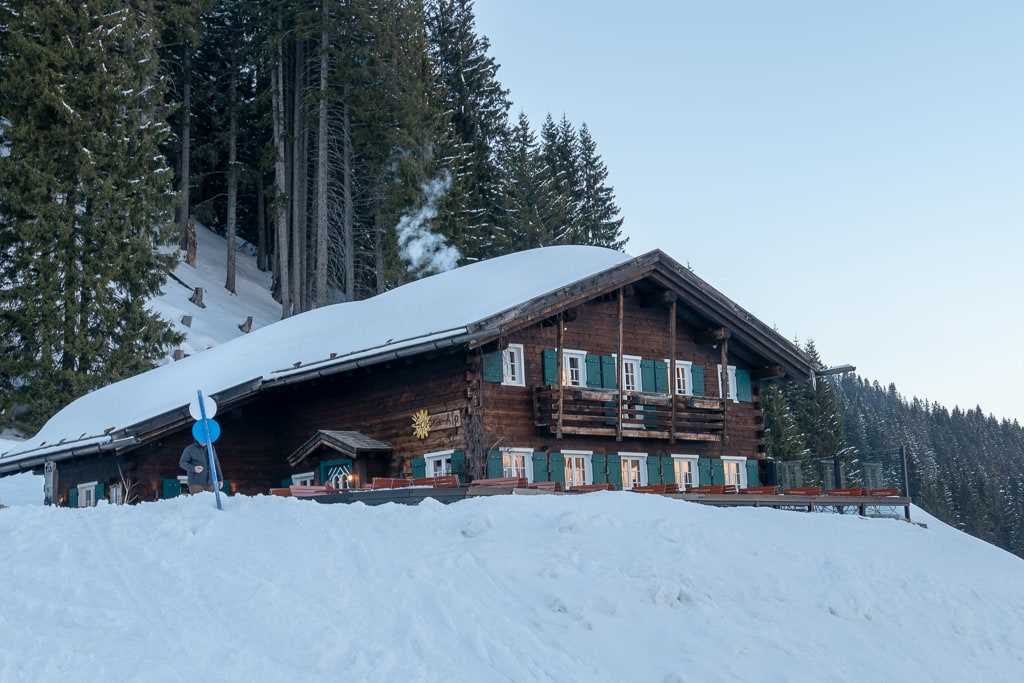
[412,409,462,440]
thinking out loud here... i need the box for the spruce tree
[577,123,626,249]
[496,111,561,250]
[0,0,180,431]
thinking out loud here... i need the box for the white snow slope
[152,223,280,359]
[1,494,1021,682]
[0,439,40,506]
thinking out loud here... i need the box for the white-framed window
[502,343,526,387]
[292,471,315,487]
[721,456,748,489]
[619,452,648,490]
[562,450,593,489]
[77,482,98,508]
[664,360,694,396]
[109,483,123,505]
[501,447,533,483]
[672,455,699,490]
[717,364,738,402]
[621,355,642,392]
[562,349,587,387]
[425,449,454,478]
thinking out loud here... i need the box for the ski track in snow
[0,494,1021,682]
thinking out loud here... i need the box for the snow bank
[3,246,630,463]
[0,494,1021,682]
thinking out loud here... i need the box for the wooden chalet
[0,247,820,506]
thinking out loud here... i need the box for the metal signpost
[192,390,223,511]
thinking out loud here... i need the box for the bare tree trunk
[314,0,329,308]
[375,211,385,295]
[290,38,305,313]
[256,175,267,271]
[225,52,238,294]
[178,48,191,247]
[342,101,354,301]
[272,21,290,318]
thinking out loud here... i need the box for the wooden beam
[696,326,730,345]
[669,298,677,444]
[752,365,785,381]
[556,311,564,440]
[616,287,624,442]
[720,335,729,449]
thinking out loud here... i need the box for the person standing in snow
[179,440,223,494]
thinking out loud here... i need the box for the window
[109,483,123,505]
[501,447,533,482]
[562,349,587,387]
[292,471,315,487]
[619,453,648,490]
[77,482,97,508]
[717,364,738,401]
[672,455,699,491]
[722,456,748,489]
[502,343,526,387]
[562,450,593,489]
[425,450,454,478]
[664,360,693,396]
[621,355,642,392]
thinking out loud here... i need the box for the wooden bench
[867,488,901,497]
[471,477,529,488]
[567,483,614,493]
[269,487,292,497]
[370,477,413,490]
[828,487,867,497]
[739,485,780,495]
[289,484,335,498]
[411,475,461,489]
[631,484,674,494]
[527,481,562,492]
[784,487,823,496]
[688,485,731,494]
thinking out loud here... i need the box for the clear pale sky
[475,1,1024,422]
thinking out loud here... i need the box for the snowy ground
[0,494,1021,682]
[151,224,279,358]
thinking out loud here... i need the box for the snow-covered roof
[0,246,631,468]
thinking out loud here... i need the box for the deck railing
[533,385,725,442]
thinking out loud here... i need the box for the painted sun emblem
[412,409,431,440]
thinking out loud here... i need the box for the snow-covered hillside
[153,224,279,358]
[1,494,1021,682]
[0,438,40,506]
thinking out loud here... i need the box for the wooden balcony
[533,386,726,442]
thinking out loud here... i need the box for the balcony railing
[533,386,725,442]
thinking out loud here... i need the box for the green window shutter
[600,355,617,389]
[646,456,661,485]
[607,454,622,489]
[640,359,656,393]
[482,351,503,383]
[712,458,725,485]
[542,349,558,385]
[532,451,549,482]
[68,487,78,508]
[219,479,229,495]
[736,368,753,402]
[94,482,105,503]
[585,354,603,388]
[661,456,676,485]
[411,457,426,478]
[161,479,181,499]
[549,452,565,486]
[281,477,292,487]
[691,365,705,397]
[698,458,712,486]
[450,450,466,483]
[653,361,669,393]
[592,453,607,484]
[486,449,503,478]
[746,459,760,487]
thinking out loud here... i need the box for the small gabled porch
[285,430,393,490]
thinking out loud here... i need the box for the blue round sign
[192,418,221,445]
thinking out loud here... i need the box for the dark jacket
[179,443,223,486]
